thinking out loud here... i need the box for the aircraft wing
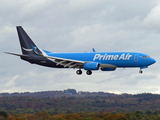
[43,55,85,68]
[43,55,117,69]
[5,51,117,69]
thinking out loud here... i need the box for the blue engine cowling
[101,68,116,71]
[84,62,99,70]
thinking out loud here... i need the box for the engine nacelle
[101,68,116,71]
[84,62,99,70]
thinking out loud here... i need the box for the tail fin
[17,26,42,55]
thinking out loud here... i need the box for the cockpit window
[142,56,150,58]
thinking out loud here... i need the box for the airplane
[5,26,156,75]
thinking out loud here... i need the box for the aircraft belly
[100,59,140,67]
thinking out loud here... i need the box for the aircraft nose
[149,58,156,65]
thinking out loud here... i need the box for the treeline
[0,93,160,114]
[0,89,116,98]
[2,111,160,120]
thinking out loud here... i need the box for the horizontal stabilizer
[4,52,30,57]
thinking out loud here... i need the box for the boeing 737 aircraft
[5,26,156,75]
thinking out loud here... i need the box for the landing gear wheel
[86,70,92,75]
[76,70,82,75]
[139,70,143,74]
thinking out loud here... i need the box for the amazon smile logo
[22,47,33,52]
[22,44,37,52]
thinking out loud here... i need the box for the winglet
[92,48,96,52]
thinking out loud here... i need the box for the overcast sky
[0,0,160,94]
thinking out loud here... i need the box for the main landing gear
[76,70,82,75]
[76,70,92,75]
[86,70,92,75]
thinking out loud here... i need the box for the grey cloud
[134,74,157,80]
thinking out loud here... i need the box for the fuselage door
[134,54,138,62]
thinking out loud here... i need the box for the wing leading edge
[45,55,85,68]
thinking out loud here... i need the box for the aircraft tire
[86,70,92,75]
[76,70,82,75]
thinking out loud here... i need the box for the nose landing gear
[139,69,143,74]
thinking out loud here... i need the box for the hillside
[0,89,116,98]
[0,89,160,114]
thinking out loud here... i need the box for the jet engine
[83,62,99,70]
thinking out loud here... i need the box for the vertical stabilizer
[16,26,42,55]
